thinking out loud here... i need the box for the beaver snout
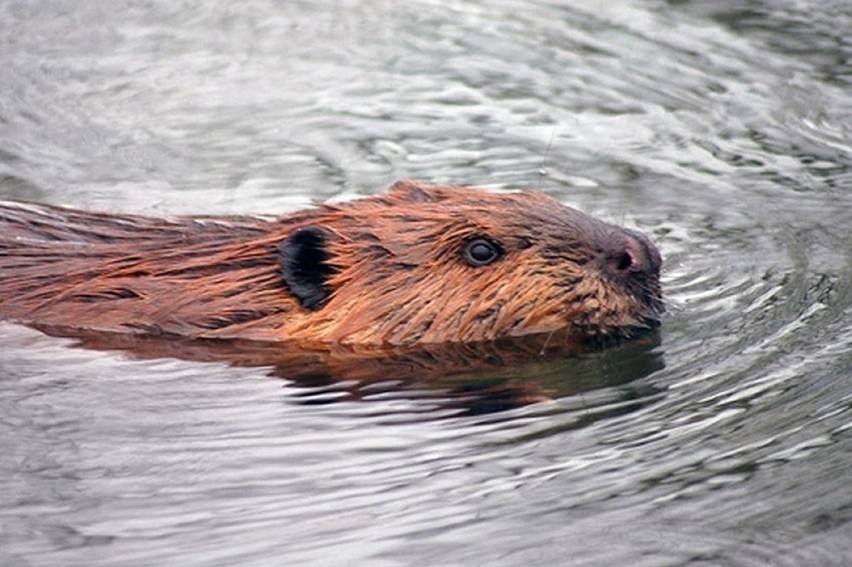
[602,229,662,281]
[597,227,664,325]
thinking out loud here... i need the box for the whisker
[536,126,557,190]
[539,328,556,356]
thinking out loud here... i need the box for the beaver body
[0,180,663,346]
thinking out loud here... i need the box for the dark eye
[463,238,502,267]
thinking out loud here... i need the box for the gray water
[1,0,851,565]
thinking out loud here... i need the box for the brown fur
[0,180,662,346]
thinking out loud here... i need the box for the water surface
[1,0,851,565]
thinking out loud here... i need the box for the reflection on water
[42,326,664,418]
[1,0,851,565]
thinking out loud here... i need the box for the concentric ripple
[1,0,850,565]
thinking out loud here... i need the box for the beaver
[0,180,663,346]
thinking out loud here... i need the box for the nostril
[605,248,636,276]
[603,232,654,277]
[600,228,662,281]
[614,250,633,272]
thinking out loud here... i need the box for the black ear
[278,227,335,310]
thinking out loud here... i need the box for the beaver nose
[602,228,662,280]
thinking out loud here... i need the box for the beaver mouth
[638,292,665,326]
[635,311,663,336]
[629,291,666,334]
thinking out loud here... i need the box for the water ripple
[2,0,851,565]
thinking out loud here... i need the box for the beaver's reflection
[41,326,665,417]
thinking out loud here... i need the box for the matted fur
[0,181,662,345]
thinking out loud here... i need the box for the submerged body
[0,180,663,346]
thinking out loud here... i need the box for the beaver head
[278,180,662,345]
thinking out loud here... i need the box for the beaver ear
[387,180,446,203]
[278,227,335,310]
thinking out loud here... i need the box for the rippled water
[1,0,851,565]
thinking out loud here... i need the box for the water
[1,0,850,565]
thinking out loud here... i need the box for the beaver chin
[578,314,662,350]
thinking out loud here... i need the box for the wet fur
[0,181,662,345]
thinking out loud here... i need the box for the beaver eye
[463,238,502,267]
